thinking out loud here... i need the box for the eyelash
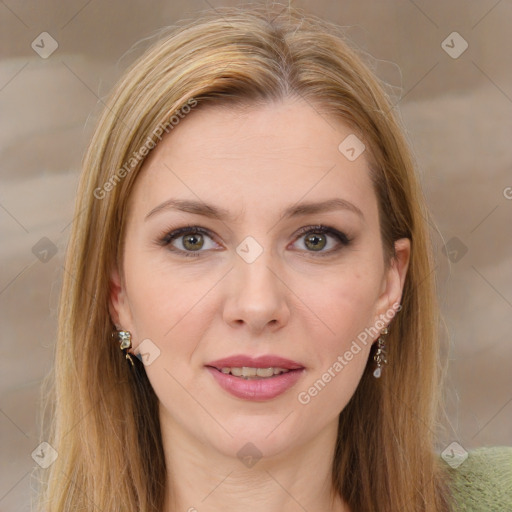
[156,224,352,258]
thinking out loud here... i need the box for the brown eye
[292,225,352,257]
[158,226,220,257]
[304,233,327,251]
[182,233,204,251]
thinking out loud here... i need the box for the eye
[291,225,351,256]
[158,226,220,257]
[157,224,351,258]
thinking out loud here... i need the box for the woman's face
[110,97,409,459]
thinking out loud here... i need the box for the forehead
[129,97,377,222]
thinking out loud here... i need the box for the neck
[160,412,348,512]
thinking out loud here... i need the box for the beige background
[1,0,511,510]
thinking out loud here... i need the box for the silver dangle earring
[113,330,135,367]
[373,327,388,378]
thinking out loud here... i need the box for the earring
[373,327,388,378]
[113,330,135,367]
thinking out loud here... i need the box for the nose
[222,250,291,334]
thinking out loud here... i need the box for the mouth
[208,366,296,379]
[205,355,305,400]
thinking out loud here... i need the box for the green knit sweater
[444,445,512,511]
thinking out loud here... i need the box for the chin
[211,430,300,464]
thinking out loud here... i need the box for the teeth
[256,368,273,377]
[219,366,290,379]
[242,367,257,377]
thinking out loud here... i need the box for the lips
[205,354,305,401]
[206,354,304,371]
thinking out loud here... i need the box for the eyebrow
[144,197,364,222]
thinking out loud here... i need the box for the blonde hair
[40,5,454,511]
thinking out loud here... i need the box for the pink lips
[205,354,305,401]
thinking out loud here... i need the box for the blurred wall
[1,0,511,510]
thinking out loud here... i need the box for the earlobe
[109,268,138,357]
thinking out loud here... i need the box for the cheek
[307,264,383,344]
[122,249,216,416]
[296,346,369,429]
[123,244,214,343]
[294,266,381,410]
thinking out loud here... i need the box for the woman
[39,5,511,512]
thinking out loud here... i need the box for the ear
[109,267,134,332]
[374,238,410,324]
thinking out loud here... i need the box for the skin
[110,96,410,512]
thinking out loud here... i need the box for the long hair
[39,5,454,511]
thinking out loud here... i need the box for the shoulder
[443,445,512,511]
